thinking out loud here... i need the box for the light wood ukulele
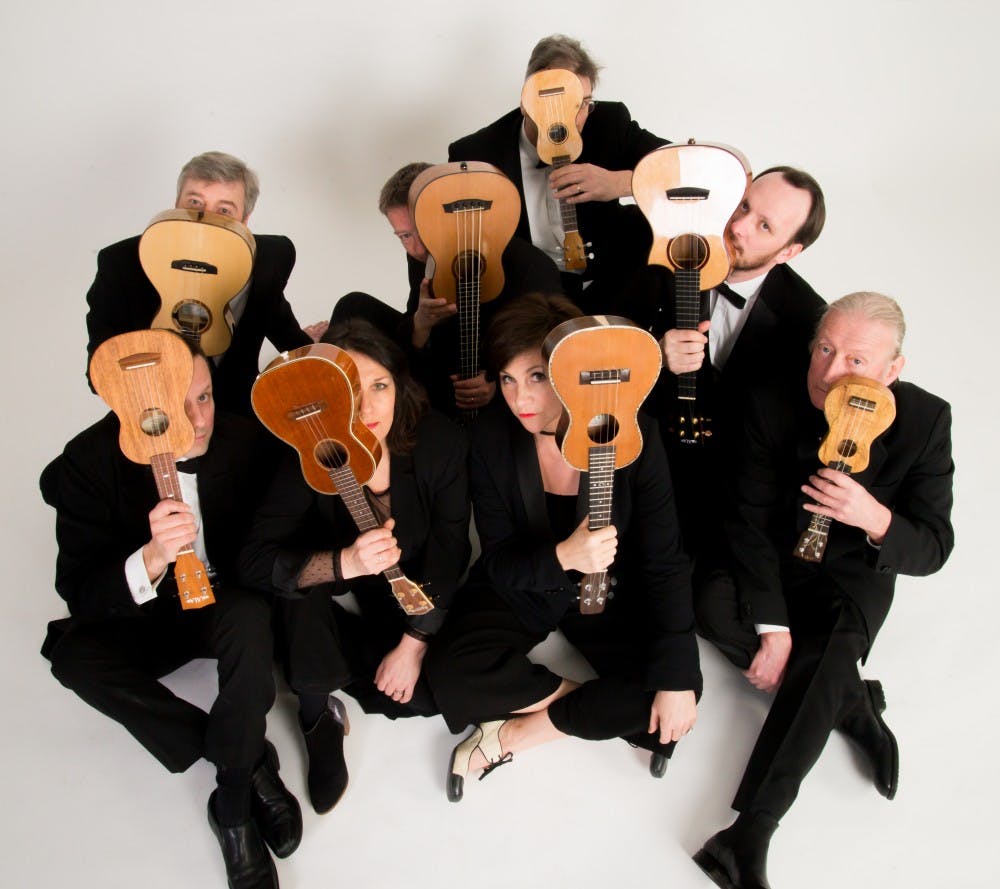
[410,161,520,423]
[521,68,589,271]
[794,376,896,563]
[544,317,662,614]
[632,140,750,445]
[251,344,433,615]
[89,329,215,609]
[140,208,255,356]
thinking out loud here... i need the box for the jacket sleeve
[256,236,311,352]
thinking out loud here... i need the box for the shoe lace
[478,752,513,781]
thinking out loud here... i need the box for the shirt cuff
[755,623,790,635]
[125,548,164,605]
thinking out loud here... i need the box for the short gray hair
[176,151,260,216]
[820,292,906,356]
[525,34,601,88]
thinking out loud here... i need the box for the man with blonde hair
[693,293,954,889]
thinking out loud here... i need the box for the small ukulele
[251,344,434,615]
[794,376,896,563]
[544,316,662,614]
[521,68,590,271]
[410,161,520,422]
[89,330,215,609]
[140,208,256,356]
[632,140,750,445]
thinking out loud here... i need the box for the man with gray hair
[85,151,315,417]
[692,293,954,888]
[448,34,667,314]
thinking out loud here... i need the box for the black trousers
[46,586,275,773]
[425,583,667,752]
[696,569,870,820]
[281,581,438,719]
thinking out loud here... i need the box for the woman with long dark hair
[425,293,701,801]
[239,319,470,813]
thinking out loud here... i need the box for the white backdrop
[1,2,996,888]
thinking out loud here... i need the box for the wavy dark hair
[484,292,583,381]
[321,319,429,454]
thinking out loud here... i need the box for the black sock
[299,693,330,729]
[214,767,252,827]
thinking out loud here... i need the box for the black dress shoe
[250,741,303,859]
[839,679,899,799]
[207,791,278,889]
[650,752,669,778]
[693,815,775,889]
[301,697,349,814]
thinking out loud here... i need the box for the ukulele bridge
[442,198,493,213]
[289,401,327,421]
[579,369,631,385]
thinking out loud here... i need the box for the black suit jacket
[468,408,701,695]
[728,380,954,641]
[44,411,270,622]
[448,103,666,287]
[85,234,311,417]
[238,411,470,636]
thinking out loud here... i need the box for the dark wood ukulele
[632,140,750,445]
[89,329,215,609]
[410,161,520,423]
[794,376,896,563]
[520,68,590,271]
[544,316,662,614]
[140,208,255,356]
[251,343,433,615]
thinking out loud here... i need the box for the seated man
[41,336,300,889]
[692,293,954,889]
[85,151,318,417]
[635,166,826,567]
[332,161,560,418]
[448,34,667,314]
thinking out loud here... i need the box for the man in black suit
[639,167,826,570]
[447,34,667,314]
[41,340,301,889]
[692,293,955,889]
[85,151,317,417]
[331,161,561,418]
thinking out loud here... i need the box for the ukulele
[520,68,590,271]
[632,140,750,445]
[794,376,896,563]
[410,161,520,422]
[251,343,434,615]
[88,330,215,609]
[544,316,662,614]
[140,208,256,356]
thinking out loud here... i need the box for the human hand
[744,631,792,693]
[303,320,329,342]
[143,498,198,579]
[555,515,617,574]
[549,163,632,203]
[451,371,495,411]
[340,518,400,579]
[802,469,893,543]
[661,321,710,375]
[648,689,697,743]
[412,278,456,347]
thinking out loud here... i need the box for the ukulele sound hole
[172,300,212,334]
[547,123,568,144]
[452,250,484,282]
[837,439,859,459]
[667,234,709,270]
[139,408,170,437]
[314,439,349,470]
[587,414,620,444]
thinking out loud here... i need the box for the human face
[176,177,248,222]
[726,173,812,283]
[183,355,215,458]
[521,72,595,146]
[498,350,563,435]
[806,311,905,410]
[349,350,396,448]
[384,206,428,263]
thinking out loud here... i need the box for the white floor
[7,569,993,889]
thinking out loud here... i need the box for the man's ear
[773,241,803,266]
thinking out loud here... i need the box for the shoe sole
[692,848,737,889]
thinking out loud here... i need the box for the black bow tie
[175,457,201,475]
[715,282,747,310]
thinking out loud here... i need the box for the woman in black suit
[239,320,470,813]
[425,293,701,802]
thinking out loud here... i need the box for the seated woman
[238,319,471,814]
[425,292,702,801]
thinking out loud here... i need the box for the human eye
[530,371,548,383]
[499,373,515,386]
[198,391,213,403]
